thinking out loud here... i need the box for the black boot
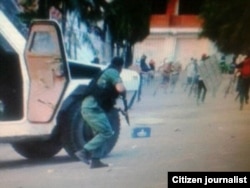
[75,149,91,165]
[90,158,109,169]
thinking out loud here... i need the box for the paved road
[0,75,250,188]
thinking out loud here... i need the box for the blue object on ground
[131,127,151,138]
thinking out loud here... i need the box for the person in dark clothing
[235,55,250,110]
[137,55,153,100]
[140,54,151,72]
[197,77,207,104]
[75,57,126,168]
[196,55,208,105]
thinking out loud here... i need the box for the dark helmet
[109,57,124,72]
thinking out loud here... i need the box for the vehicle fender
[58,85,87,114]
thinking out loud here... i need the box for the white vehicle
[0,11,139,159]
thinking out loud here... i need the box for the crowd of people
[89,53,250,111]
[130,52,250,110]
[130,54,207,101]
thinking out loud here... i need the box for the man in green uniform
[75,57,126,168]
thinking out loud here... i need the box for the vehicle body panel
[0,11,139,142]
[24,21,69,123]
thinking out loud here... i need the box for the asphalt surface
[0,74,250,188]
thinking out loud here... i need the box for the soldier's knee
[108,130,114,137]
[104,130,114,138]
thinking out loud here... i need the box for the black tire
[12,138,62,159]
[60,101,120,159]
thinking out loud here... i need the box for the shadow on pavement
[0,155,76,170]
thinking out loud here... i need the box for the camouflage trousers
[81,106,114,158]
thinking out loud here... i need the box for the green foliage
[78,0,108,23]
[200,0,250,55]
[107,0,151,45]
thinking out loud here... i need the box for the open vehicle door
[24,20,69,123]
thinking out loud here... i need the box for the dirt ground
[0,74,250,188]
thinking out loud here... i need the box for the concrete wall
[134,29,218,69]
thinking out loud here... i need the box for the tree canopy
[107,0,151,46]
[200,0,250,55]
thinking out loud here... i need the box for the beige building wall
[134,29,218,69]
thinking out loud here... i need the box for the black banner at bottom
[168,172,249,188]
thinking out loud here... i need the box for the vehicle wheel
[12,138,62,159]
[60,101,120,159]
